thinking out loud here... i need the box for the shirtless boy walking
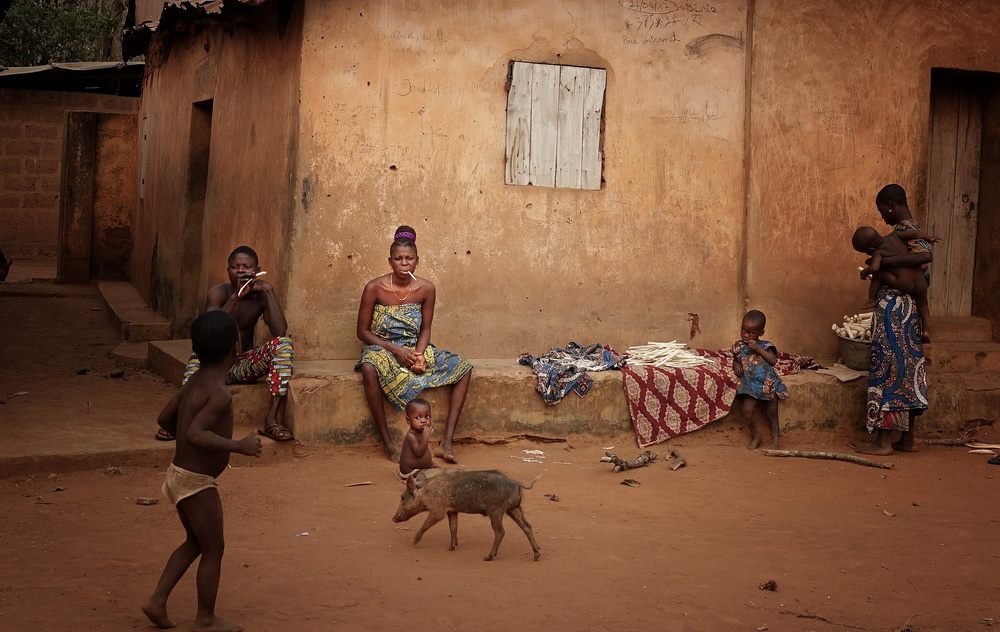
[157,246,295,442]
[143,310,262,631]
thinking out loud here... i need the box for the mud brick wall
[0,89,137,258]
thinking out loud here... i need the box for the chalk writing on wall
[650,101,723,123]
[618,0,719,45]
[397,78,502,97]
[326,102,380,126]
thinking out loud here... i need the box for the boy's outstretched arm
[187,392,261,457]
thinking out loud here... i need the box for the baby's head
[405,397,431,431]
[741,309,766,342]
[852,226,882,254]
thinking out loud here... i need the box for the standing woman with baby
[356,226,473,463]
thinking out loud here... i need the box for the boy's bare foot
[746,436,762,450]
[769,440,780,450]
[195,615,243,632]
[384,443,401,463]
[434,444,457,463]
[141,599,175,629]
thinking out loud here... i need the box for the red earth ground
[1,262,998,632]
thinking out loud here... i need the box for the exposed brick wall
[0,89,138,258]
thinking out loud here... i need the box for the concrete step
[931,316,994,343]
[147,341,1000,445]
[97,281,172,342]
[924,341,1000,373]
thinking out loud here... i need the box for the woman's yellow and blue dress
[355,303,472,411]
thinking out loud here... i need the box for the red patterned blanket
[622,349,819,448]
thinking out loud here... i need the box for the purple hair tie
[395,231,416,241]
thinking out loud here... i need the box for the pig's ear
[406,475,417,492]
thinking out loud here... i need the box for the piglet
[392,469,542,561]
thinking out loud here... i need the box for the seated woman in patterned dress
[356,226,473,463]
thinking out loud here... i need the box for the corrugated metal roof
[0,61,145,97]
[0,61,145,77]
[131,0,269,34]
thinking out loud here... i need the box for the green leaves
[0,0,124,67]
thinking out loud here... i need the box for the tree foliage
[0,0,127,67]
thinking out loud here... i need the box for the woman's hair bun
[393,225,417,244]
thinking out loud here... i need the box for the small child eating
[731,310,788,450]
[398,397,435,481]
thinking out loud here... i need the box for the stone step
[147,341,1000,445]
[931,316,994,343]
[97,281,172,342]
[924,341,1000,373]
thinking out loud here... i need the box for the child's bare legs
[434,370,472,463]
[862,277,882,311]
[143,502,204,628]
[740,396,763,450]
[143,489,239,631]
[186,490,240,632]
[765,397,780,449]
[360,363,401,462]
[914,290,931,343]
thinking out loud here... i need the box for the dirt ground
[2,264,999,632]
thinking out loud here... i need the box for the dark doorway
[926,68,1000,337]
[176,99,214,335]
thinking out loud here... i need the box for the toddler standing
[731,310,788,450]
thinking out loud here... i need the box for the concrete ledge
[97,281,172,342]
[148,340,1000,445]
[149,339,193,387]
[925,342,1000,373]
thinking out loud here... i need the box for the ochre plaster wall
[291,0,749,359]
[748,0,1000,359]
[133,1,303,334]
[0,90,137,258]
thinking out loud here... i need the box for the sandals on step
[154,428,175,441]
[258,423,294,441]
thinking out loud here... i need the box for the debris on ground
[601,450,657,472]
[0,390,28,404]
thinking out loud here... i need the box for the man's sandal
[258,423,294,441]
[154,428,175,441]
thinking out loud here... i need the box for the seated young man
[157,246,294,442]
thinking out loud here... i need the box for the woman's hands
[390,345,427,374]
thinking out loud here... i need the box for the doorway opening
[926,68,1000,338]
[177,98,214,335]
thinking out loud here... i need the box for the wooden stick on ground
[779,610,864,629]
[921,437,968,446]
[763,449,894,469]
[601,450,658,472]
